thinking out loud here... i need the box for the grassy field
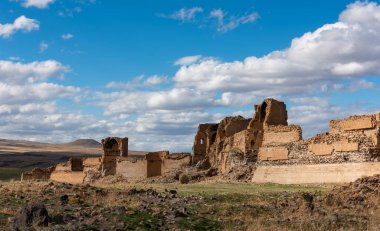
[0,168,25,181]
[1,180,376,230]
[98,181,329,196]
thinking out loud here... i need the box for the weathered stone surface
[334,140,359,152]
[50,171,86,184]
[21,167,55,181]
[330,115,375,133]
[309,143,334,156]
[193,98,289,173]
[252,162,380,184]
[101,137,128,157]
[262,125,302,146]
[116,157,147,179]
[259,147,289,161]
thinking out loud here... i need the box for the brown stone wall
[259,129,380,166]
[101,156,117,176]
[102,137,128,157]
[260,99,288,127]
[259,147,289,161]
[252,162,380,184]
[262,125,302,146]
[225,119,250,137]
[192,124,218,164]
[330,115,376,134]
[83,157,101,171]
[161,153,191,175]
[50,171,86,184]
[116,157,147,178]
[21,167,55,181]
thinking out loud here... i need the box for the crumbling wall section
[21,167,55,181]
[162,153,191,175]
[116,157,147,178]
[330,115,376,134]
[258,116,380,166]
[192,124,218,164]
[102,137,128,157]
[262,125,302,146]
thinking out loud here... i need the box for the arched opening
[260,102,267,122]
[104,139,120,156]
[200,138,204,145]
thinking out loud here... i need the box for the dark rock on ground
[12,203,49,230]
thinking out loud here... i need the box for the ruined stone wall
[258,114,380,166]
[83,157,101,172]
[102,137,128,157]
[116,157,147,179]
[21,167,55,181]
[330,114,377,134]
[54,158,84,172]
[162,153,191,175]
[101,156,117,176]
[262,125,302,146]
[225,119,251,137]
[192,124,218,164]
[50,171,86,184]
[261,99,288,127]
[252,162,380,184]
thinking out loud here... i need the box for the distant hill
[63,139,102,148]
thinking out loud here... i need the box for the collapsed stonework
[192,98,293,174]
[192,98,380,184]
[22,137,191,184]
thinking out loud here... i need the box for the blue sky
[1,0,380,151]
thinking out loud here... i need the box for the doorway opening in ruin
[104,138,120,156]
[200,138,204,145]
[260,102,267,122]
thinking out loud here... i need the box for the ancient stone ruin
[192,98,380,184]
[22,98,380,185]
[22,137,191,184]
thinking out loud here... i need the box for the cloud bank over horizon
[1,1,380,151]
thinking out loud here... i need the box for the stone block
[309,143,334,156]
[334,140,359,152]
[259,147,289,161]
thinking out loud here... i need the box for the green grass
[0,168,25,181]
[113,182,328,196]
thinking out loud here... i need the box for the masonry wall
[262,125,302,146]
[162,153,191,175]
[50,171,86,184]
[116,157,147,178]
[252,162,380,184]
[21,167,55,181]
[83,157,101,172]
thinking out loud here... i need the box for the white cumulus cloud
[22,0,55,9]
[0,16,39,38]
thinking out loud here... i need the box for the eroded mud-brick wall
[21,167,55,181]
[257,114,380,166]
[192,98,290,173]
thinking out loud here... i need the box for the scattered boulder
[12,203,49,230]
[179,174,190,184]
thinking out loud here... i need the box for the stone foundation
[252,162,380,184]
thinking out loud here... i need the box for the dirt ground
[1,175,380,231]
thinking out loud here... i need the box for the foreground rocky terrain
[1,175,380,231]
